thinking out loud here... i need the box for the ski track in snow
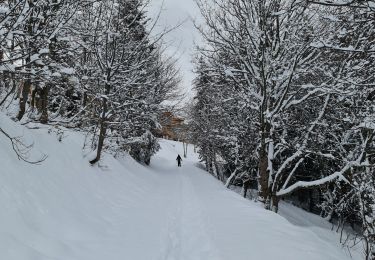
[154,161,221,260]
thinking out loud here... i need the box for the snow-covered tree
[192,0,375,256]
[67,0,179,165]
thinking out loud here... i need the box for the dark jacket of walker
[176,155,182,167]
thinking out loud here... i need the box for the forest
[0,0,181,165]
[190,0,375,258]
[0,0,374,259]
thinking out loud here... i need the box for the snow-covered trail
[150,141,222,260]
[147,140,356,260]
[0,115,361,260]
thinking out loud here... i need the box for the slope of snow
[279,202,363,259]
[0,114,363,259]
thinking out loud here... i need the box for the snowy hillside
[0,114,363,260]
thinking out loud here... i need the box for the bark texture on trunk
[17,80,31,121]
[259,116,271,209]
[259,148,269,203]
[39,86,49,124]
[89,97,107,165]
[30,86,37,111]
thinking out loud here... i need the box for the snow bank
[0,114,159,259]
[0,115,363,259]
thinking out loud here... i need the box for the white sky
[147,0,203,101]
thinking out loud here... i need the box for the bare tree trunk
[243,179,250,198]
[39,85,49,124]
[83,91,88,107]
[90,96,107,165]
[259,133,269,203]
[213,150,221,182]
[271,194,279,213]
[17,79,31,120]
[259,114,271,208]
[30,86,37,111]
[90,66,111,165]
[18,3,34,121]
[183,142,188,158]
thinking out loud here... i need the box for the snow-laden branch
[277,162,353,196]
[310,42,375,53]
[271,94,331,193]
[277,132,373,197]
[307,0,375,10]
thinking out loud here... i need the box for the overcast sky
[147,0,203,101]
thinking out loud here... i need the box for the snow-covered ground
[0,114,363,259]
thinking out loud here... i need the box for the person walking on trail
[176,154,182,167]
